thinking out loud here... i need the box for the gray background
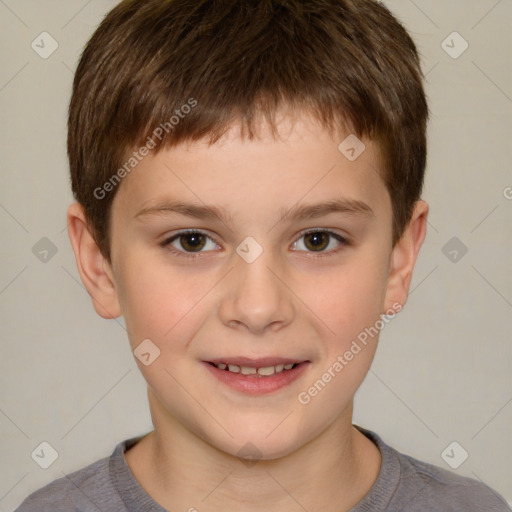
[1,0,511,509]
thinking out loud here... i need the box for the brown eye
[303,231,330,251]
[292,230,348,256]
[161,230,218,257]
[178,232,207,252]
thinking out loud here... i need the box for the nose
[218,247,295,334]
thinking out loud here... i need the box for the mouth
[207,360,300,377]
[202,357,310,394]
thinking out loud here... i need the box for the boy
[15,0,510,510]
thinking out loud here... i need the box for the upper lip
[205,357,309,367]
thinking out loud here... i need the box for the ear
[383,200,429,311]
[67,202,122,319]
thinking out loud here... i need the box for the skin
[68,110,428,512]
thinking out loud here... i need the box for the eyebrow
[278,198,374,222]
[135,201,233,223]
[134,198,374,224]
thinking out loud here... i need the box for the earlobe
[67,202,122,319]
[383,200,429,312]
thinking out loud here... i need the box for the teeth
[257,366,275,376]
[213,362,298,376]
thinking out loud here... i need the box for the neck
[125,390,381,512]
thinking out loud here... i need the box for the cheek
[303,252,389,348]
[113,251,216,350]
[295,258,388,419]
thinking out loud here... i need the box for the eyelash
[160,228,349,260]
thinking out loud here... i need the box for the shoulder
[13,444,120,512]
[396,449,510,511]
[356,427,511,512]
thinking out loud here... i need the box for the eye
[291,229,348,256]
[161,229,219,258]
[161,228,348,259]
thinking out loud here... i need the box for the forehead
[113,113,390,224]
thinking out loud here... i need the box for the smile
[209,361,298,377]
[203,358,310,394]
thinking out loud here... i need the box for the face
[97,113,411,459]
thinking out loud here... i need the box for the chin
[226,418,312,461]
[228,436,300,462]
[192,419,299,463]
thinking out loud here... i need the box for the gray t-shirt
[14,427,511,512]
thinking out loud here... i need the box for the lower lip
[202,361,310,395]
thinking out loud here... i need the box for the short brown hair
[68,0,428,261]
